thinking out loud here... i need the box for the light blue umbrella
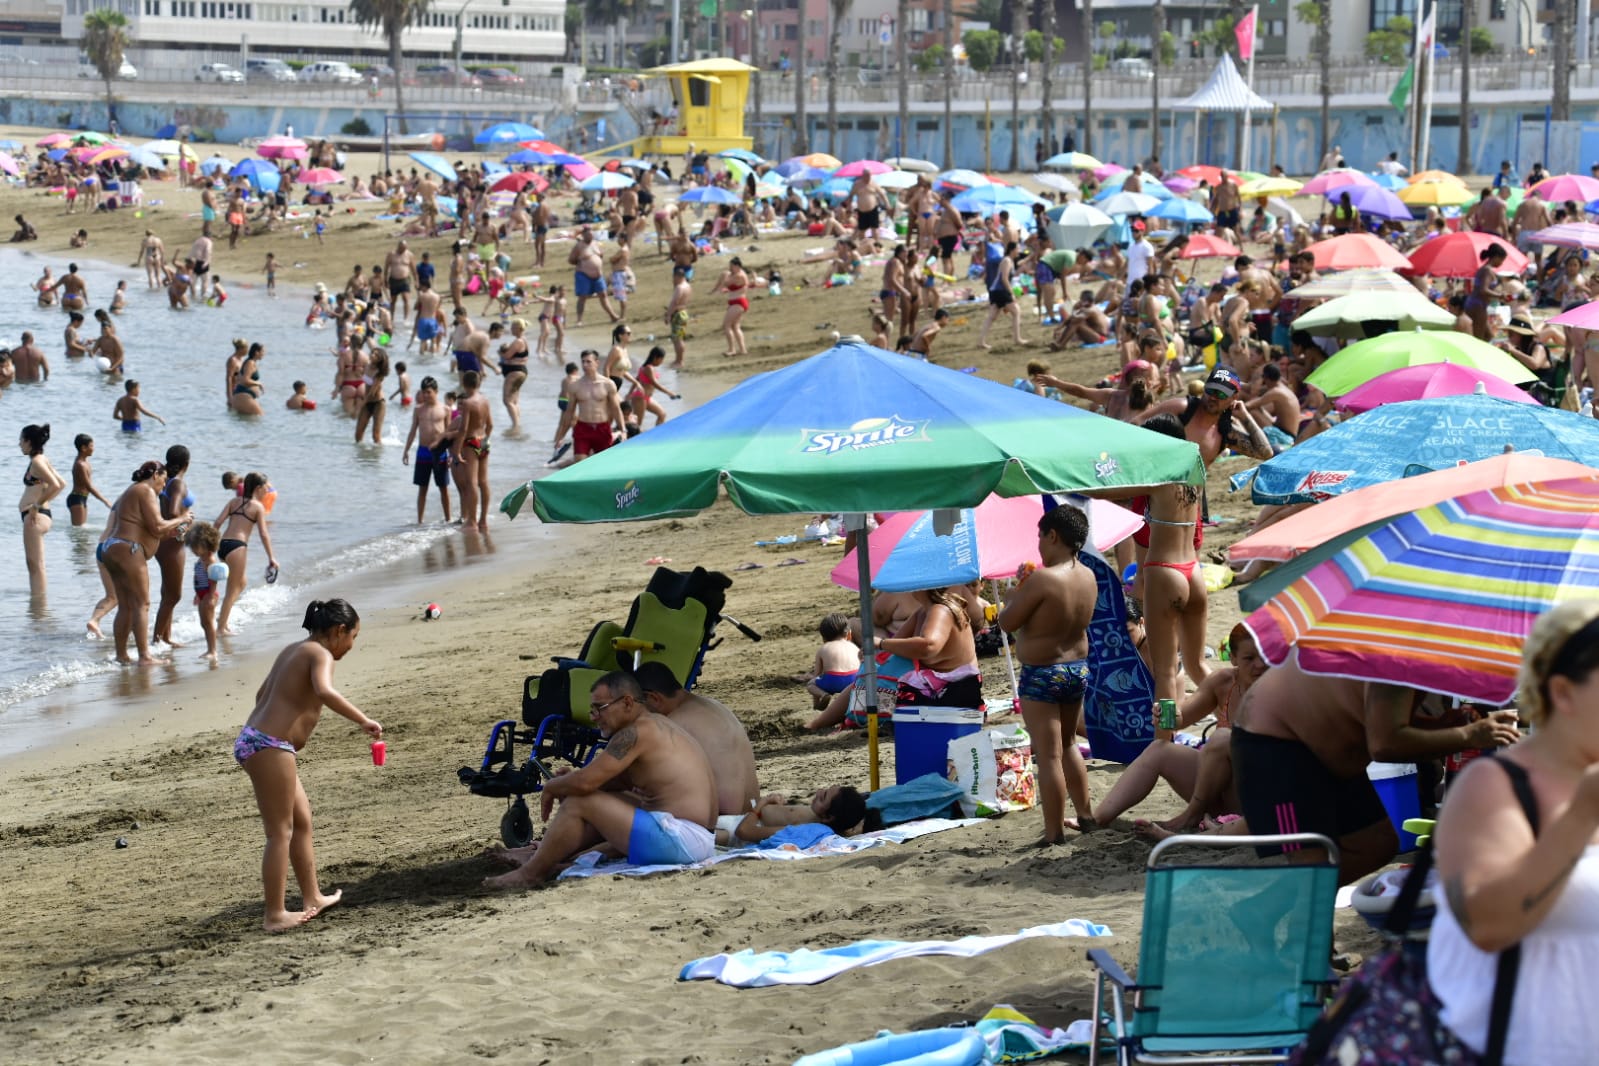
[776,162,831,183]
[579,171,635,192]
[816,176,853,201]
[611,157,653,169]
[199,153,232,175]
[124,146,165,170]
[0,139,20,152]
[1147,198,1213,224]
[951,184,1043,215]
[1097,191,1161,217]
[1095,174,1175,201]
[229,158,277,181]
[506,148,582,166]
[1233,393,1599,505]
[1370,172,1408,190]
[474,121,544,145]
[482,160,508,176]
[408,152,458,182]
[717,148,764,164]
[680,186,742,205]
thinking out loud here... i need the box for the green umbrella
[1291,290,1458,340]
[72,131,110,145]
[509,342,1204,786]
[1304,329,1539,397]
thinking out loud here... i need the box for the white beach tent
[1171,54,1274,172]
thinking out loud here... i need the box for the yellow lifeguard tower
[598,58,754,159]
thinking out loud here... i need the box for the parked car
[1109,57,1154,79]
[78,55,138,80]
[416,63,480,88]
[196,62,244,83]
[245,58,298,83]
[300,61,362,85]
[0,53,41,66]
[476,66,525,89]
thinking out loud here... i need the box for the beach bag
[946,727,1036,817]
[1291,757,1537,1066]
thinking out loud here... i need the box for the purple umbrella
[1328,183,1414,222]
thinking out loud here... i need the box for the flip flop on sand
[645,556,672,565]
[734,561,764,571]
[776,557,808,567]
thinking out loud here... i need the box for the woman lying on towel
[715,786,869,847]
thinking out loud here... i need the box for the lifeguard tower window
[689,79,710,107]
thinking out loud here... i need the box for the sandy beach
[0,124,1385,1064]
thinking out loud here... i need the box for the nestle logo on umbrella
[1295,470,1352,499]
[802,416,927,455]
[615,480,641,510]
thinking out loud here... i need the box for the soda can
[1156,699,1178,730]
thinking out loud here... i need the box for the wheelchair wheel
[500,797,534,848]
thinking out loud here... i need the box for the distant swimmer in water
[112,380,165,433]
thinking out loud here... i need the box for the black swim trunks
[858,207,882,233]
[937,234,959,259]
[389,276,412,297]
[1231,727,1392,856]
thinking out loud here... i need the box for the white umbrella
[1033,172,1080,196]
[884,156,938,173]
[1046,202,1114,250]
[876,170,921,190]
[1289,269,1422,299]
[1097,191,1161,217]
[1265,195,1307,230]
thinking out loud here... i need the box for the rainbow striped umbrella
[1244,476,1599,702]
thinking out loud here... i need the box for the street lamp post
[745,8,762,154]
[453,0,477,72]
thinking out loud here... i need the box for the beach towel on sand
[556,816,982,881]
[679,920,1112,987]
[1081,551,1156,763]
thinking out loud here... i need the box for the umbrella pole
[992,578,1020,714]
[851,514,882,792]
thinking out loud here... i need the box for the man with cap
[1146,365,1275,466]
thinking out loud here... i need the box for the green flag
[1389,61,1414,115]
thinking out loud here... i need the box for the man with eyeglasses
[485,672,717,889]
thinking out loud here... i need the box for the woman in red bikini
[711,256,751,357]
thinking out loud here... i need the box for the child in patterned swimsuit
[233,599,382,933]
[186,521,222,663]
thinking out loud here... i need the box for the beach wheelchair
[456,566,758,847]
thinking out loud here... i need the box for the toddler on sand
[804,611,861,711]
[234,599,381,932]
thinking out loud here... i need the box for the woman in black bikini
[229,342,265,416]
[354,349,388,444]
[213,471,279,635]
[98,461,192,664]
[152,445,195,649]
[498,318,531,432]
[19,423,65,600]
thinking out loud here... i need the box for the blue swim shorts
[627,809,715,866]
[813,670,859,695]
[574,272,606,298]
[416,317,439,341]
[1017,660,1090,705]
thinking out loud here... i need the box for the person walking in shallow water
[234,598,381,932]
[213,472,280,635]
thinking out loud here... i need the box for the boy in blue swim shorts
[805,610,862,710]
[997,503,1099,845]
[485,671,718,890]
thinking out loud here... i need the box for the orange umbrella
[1408,169,1468,185]
[1227,453,1599,563]
[1306,233,1412,271]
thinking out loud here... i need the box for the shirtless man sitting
[1245,363,1302,451]
[635,662,759,832]
[485,671,717,888]
[1234,657,1521,884]
[998,504,1099,843]
[553,350,625,460]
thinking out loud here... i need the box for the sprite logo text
[615,481,642,510]
[802,416,928,455]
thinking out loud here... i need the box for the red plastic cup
[371,740,386,767]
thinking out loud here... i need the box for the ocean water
[0,246,684,753]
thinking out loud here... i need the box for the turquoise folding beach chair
[1086,833,1339,1066]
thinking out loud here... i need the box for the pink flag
[1234,7,1257,62]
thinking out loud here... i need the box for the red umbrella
[1307,233,1413,271]
[1404,231,1530,279]
[1174,165,1238,185]
[1176,233,1242,258]
[491,171,548,194]
[519,139,572,155]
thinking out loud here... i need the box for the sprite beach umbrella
[1242,475,1599,703]
[502,342,1204,787]
[1234,392,1599,505]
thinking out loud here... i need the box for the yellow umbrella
[1239,176,1303,196]
[89,146,129,165]
[1397,180,1475,207]
[1408,169,1468,185]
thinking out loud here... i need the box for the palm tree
[897,0,910,158]
[826,0,852,154]
[942,0,954,166]
[349,0,430,134]
[794,28,809,154]
[1080,0,1093,155]
[1459,0,1472,171]
[1039,0,1054,156]
[1009,0,1026,170]
[1150,0,1164,162]
[1552,0,1572,121]
[81,9,130,128]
